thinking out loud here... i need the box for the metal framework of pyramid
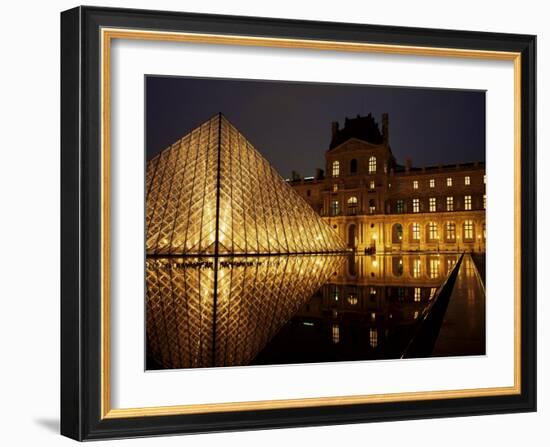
[146,255,345,368]
[146,113,346,255]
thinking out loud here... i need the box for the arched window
[350,158,358,174]
[392,256,403,276]
[427,222,438,241]
[369,328,378,348]
[392,223,403,243]
[368,156,377,174]
[332,160,340,178]
[429,257,440,279]
[410,223,420,242]
[332,324,340,344]
[347,196,358,215]
[368,199,376,214]
[463,220,474,241]
[330,200,340,216]
[445,222,456,241]
[411,258,421,278]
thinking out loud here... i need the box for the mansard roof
[329,113,385,149]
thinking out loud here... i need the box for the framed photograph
[60,6,536,441]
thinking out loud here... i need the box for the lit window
[428,222,438,240]
[429,179,435,188]
[332,183,338,192]
[429,258,440,279]
[369,180,375,189]
[446,222,456,240]
[429,197,436,212]
[463,220,474,240]
[369,328,378,348]
[332,160,340,177]
[447,177,453,187]
[396,200,404,213]
[464,195,472,210]
[484,174,487,184]
[413,198,420,213]
[412,258,421,278]
[465,175,471,185]
[414,287,421,302]
[332,324,340,344]
[347,196,358,215]
[411,223,420,241]
[368,156,377,174]
[330,200,339,216]
[446,196,454,211]
[369,199,376,214]
[483,194,486,209]
[413,180,418,190]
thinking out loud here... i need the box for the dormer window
[332,160,340,178]
[350,158,357,174]
[368,156,377,174]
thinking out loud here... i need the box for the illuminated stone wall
[290,114,486,253]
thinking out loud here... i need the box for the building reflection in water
[147,253,485,370]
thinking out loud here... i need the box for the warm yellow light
[145,114,346,255]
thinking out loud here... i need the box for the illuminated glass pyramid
[146,113,346,255]
[146,255,345,368]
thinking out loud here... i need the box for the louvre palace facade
[290,114,486,253]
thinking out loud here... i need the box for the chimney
[382,113,389,144]
[331,121,339,138]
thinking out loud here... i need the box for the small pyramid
[146,114,346,255]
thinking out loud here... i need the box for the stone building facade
[290,114,486,253]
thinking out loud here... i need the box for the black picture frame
[61,5,536,441]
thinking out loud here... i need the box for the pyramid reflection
[146,114,346,255]
[146,255,345,369]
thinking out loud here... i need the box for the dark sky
[146,76,485,178]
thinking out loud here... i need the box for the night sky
[146,76,485,178]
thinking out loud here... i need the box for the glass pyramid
[146,113,346,255]
[146,255,345,369]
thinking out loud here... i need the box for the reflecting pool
[146,253,485,370]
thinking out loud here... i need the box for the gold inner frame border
[100,27,522,419]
